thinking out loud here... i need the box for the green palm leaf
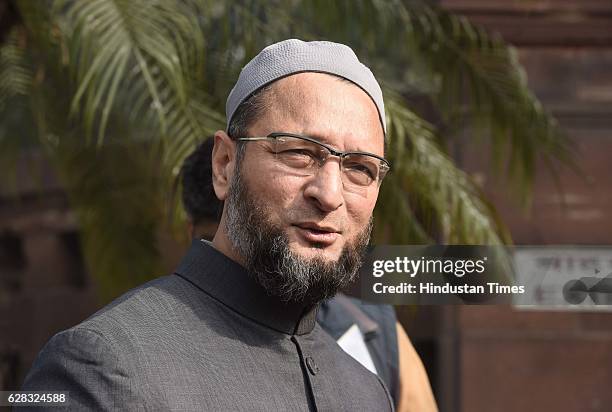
[378,90,510,245]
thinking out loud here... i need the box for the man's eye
[283,149,315,157]
[345,163,376,179]
[277,149,317,167]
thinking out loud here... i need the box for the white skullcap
[226,39,386,133]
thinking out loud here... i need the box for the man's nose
[303,160,344,212]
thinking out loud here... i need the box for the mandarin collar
[173,239,318,335]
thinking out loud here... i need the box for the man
[23,39,394,410]
[181,138,439,412]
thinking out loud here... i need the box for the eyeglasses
[237,132,390,192]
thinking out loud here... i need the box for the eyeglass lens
[271,135,383,192]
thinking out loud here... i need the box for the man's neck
[177,239,319,335]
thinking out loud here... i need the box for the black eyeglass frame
[236,132,391,184]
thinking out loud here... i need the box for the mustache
[285,209,346,232]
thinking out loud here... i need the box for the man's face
[239,73,385,262]
[222,72,385,303]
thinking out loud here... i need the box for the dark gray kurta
[22,240,394,411]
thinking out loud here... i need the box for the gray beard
[225,165,372,304]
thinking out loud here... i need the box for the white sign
[513,246,612,311]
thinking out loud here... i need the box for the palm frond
[0,28,32,110]
[396,1,574,203]
[52,0,209,143]
[378,90,511,245]
[45,0,227,233]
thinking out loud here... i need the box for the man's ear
[211,130,236,201]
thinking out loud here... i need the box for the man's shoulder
[20,276,195,408]
[72,274,204,341]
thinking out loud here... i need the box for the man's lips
[293,223,341,245]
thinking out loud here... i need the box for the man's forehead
[256,73,385,152]
[269,73,378,119]
[270,73,346,107]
